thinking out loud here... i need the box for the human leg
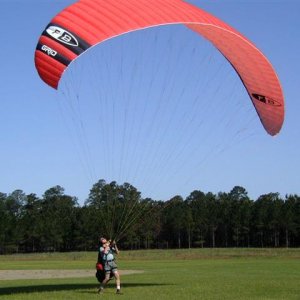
[98,272,111,293]
[113,270,121,294]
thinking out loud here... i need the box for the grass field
[0,248,299,299]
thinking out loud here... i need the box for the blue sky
[0,0,299,204]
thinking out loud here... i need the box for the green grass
[0,249,299,299]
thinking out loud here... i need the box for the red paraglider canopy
[34,0,284,136]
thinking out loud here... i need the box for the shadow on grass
[0,282,172,296]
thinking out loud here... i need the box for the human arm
[111,240,119,255]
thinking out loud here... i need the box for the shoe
[116,289,121,294]
[98,287,104,294]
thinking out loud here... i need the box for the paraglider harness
[95,246,115,283]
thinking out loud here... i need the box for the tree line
[0,180,299,254]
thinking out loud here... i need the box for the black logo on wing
[252,93,281,107]
[46,26,79,47]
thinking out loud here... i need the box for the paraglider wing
[34,0,284,136]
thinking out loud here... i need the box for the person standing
[98,237,121,294]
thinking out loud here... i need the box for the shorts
[104,261,118,274]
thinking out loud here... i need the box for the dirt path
[0,269,144,281]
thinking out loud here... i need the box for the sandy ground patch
[0,269,144,281]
